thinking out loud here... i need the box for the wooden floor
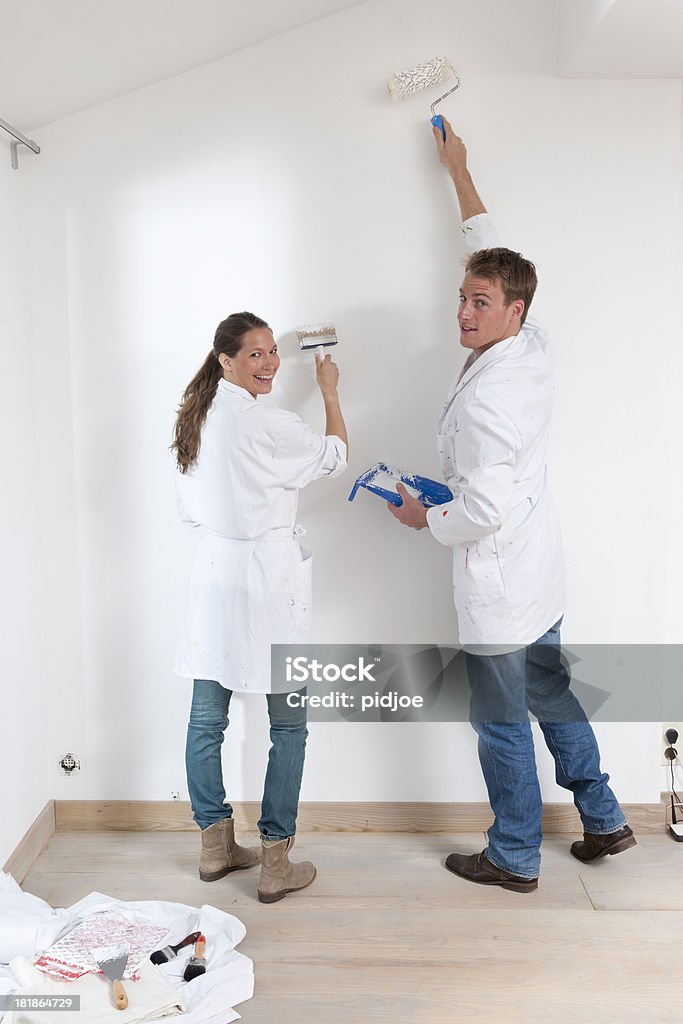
[22,830,683,1024]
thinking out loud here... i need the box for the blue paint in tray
[348,462,453,508]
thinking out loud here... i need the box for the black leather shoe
[570,824,636,862]
[445,849,538,893]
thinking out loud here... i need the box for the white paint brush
[295,322,339,359]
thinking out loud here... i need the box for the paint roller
[386,56,461,139]
[294,62,460,362]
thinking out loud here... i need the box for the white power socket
[661,724,683,766]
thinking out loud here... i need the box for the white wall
[17,0,682,811]
[0,156,50,866]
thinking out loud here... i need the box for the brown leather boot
[257,836,316,904]
[445,850,538,893]
[570,824,636,862]
[199,818,261,881]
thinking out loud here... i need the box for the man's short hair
[465,247,538,326]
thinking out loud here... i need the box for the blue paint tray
[348,462,453,508]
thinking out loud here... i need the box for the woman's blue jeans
[465,620,626,879]
[185,679,308,840]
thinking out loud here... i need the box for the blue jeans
[185,679,308,840]
[465,620,626,878]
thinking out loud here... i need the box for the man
[389,119,635,893]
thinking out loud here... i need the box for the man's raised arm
[434,118,501,252]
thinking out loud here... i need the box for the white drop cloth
[6,956,184,1023]
[0,874,73,964]
[0,875,253,1024]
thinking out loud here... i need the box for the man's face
[458,273,523,356]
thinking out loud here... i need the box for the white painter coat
[174,379,347,692]
[426,214,565,651]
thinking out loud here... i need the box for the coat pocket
[288,544,313,638]
[455,534,502,591]
[436,429,458,483]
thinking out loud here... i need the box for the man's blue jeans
[465,620,626,879]
[185,679,308,840]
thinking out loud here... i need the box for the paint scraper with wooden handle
[91,944,129,1010]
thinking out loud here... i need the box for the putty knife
[91,944,129,1010]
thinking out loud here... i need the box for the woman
[172,311,347,903]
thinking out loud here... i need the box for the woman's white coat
[174,379,347,691]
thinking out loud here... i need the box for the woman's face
[220,328,280,398]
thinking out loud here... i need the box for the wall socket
[58,753,81,775]
[661,724,683,766]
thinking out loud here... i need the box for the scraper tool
[91,944,129,1010]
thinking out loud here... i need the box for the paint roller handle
[112,979,128,1010]
[431,114,446,141]
[432,116,467,172]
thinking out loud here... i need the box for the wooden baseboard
[55,798,667,834]
[6,797,665,887]
[3,801,56,884]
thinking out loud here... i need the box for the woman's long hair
[172,311,269,473]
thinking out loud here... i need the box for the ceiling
[1,0,682,135]
[0,0,368,131]
[560,0,683,77]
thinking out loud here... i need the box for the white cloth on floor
[5,956,184,1023]
[0,874,74,964]
[0,889,252,1024]
[154,905,252,1024]
[62,896,251,1023]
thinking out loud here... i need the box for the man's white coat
[426,214,565,650]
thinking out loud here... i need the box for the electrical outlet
[171,790,180,801]
[661,724,683,766]
[58,753,81,775]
